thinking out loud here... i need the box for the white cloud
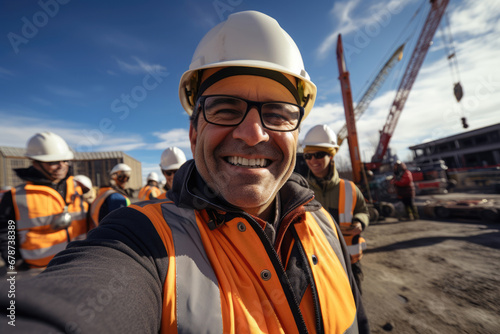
[0,111,148,153]
[151,128,191,152]
[311,0,500,168]
[45,85,85,99]
[317,0,415,60]
[0,67,14,78]
[114,56,167,75]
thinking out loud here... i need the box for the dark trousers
[401,197,419,219]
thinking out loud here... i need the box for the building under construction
[409,123,500,169]
[0,147,142,190]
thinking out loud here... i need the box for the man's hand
[340,222,363,236]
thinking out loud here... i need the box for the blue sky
[1,0,499,183]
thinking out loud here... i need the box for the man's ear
[189,122,197,157]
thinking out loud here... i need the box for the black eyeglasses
[196,95,304,132]
[304,151,329,160]
[45,160,70,166]
[163,170,176,176]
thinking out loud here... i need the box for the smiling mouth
[225,156,271,168]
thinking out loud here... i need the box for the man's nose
[232,108,269,146]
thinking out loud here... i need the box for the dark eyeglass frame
[196,95,304,132]
[163,170,176,176]
[303,151,330,160]
[45,160,70,166]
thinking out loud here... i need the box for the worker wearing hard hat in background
[0,132,88,270]
[74,174,95,204]
[303,124,370,294]
[4,11,368,333]
[392,160,419,220]
[138,172,162,200]
[89,163,131,228]
[158,146,187,196]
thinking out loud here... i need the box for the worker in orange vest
[89,163,131,228]
[0,132,88,270]
[138,172,162,200]
[303,124,370,293]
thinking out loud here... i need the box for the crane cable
[439,11,467,128]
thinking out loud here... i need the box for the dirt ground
[361,210,500,333]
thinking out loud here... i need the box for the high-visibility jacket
[306,167,369,264]
[11,177,88,268]
[338,179,367,264]
[126,163,359,333]
[89,187,130,228]
[138,185,162,201]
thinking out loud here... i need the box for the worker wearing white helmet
[159,147,187,192]
[74,174,96,204]
[11,11,368,333]
[303,124,370,294]
[138,172,162,201]
[0,132,89,269]
[89,163,132,228]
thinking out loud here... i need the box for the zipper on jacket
[292,228,325,334]
[240,212,310,334]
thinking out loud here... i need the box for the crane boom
[337,43,405,146]
[370,0,449,168]
[336,34,363,184]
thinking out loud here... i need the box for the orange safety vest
[89,187,130,228]
[338,179,367,264]
[138,185,162,201]
[130,200,358,334]
[11,177,88,268]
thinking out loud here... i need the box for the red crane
[368,0,450,170]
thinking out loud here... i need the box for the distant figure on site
[74,174,95,204]
[89,163,131,227]
[392,160,419,220]
[138,172,162,200]
[0,132,88,270]
[303,124,370,293]
[158,147,187,198]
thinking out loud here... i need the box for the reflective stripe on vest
[338,179,365,264]
[160,202,223,333]
[12,177,88,267]
[339,180,356,224]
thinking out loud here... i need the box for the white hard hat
[147,172,159,182]
[25,132,74,162]
[303,125,339,149]
[179,10,317,119]
[110,163,132,175]
[74,175,92,190]
[160,147,187,171]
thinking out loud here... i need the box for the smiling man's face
[189,72,299,220]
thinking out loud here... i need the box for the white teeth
[227,156,269,168]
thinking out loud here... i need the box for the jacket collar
[15,166,72,187]
[168,160,321,219]
[307,163,340,191]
